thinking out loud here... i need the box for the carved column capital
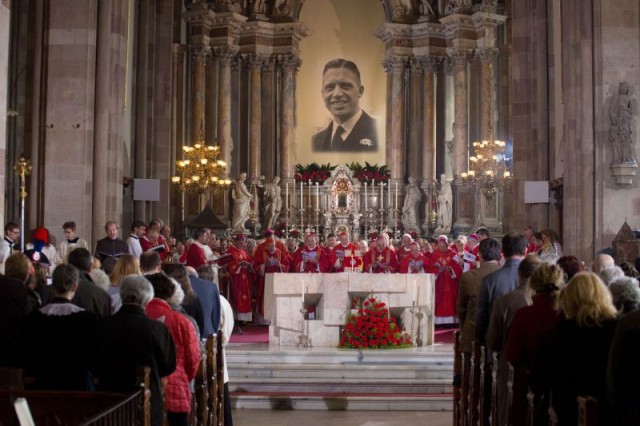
[410,56,424,74]
[278,54,302,74]
[383,56,408,73]
[420,55,444,73]
[242,53,269,71]
[190,46,211,65]
[446,48,473,67]
[212,46,237,64]
[262,56,277,72]
[475,47,498,65]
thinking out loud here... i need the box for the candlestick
[315,182,319,210]
[364,182,368,210]
[388,181,391,209]
[285,182,289,213]
[413,279,417,304]
[300,181,303,211]
[302,280,306,303]
[380,182,383,209]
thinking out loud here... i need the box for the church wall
[596,0,640,250]
[0,0,10,231]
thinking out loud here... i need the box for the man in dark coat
[186,266,221,336]
[95,275,176,426]
[68,248,112,317]
[0,273,27,367]
[312,58,378,152]
[94,220,128,274]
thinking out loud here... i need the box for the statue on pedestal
[435,175,452,233]
[609,81,637,164]
[262,176,282,231]
[402,177,422,232]
[231,172,252,232]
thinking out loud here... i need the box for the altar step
[227,345,454,411]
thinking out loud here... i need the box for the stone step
[231,382,452,395]
[230,393,453,411]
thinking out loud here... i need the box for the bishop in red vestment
[429,235,462,324]
[363,235,399,273]
[329,232,361,272]
[398,242,434,274]
[227,234,253,323]
[253,238,290,316]
[396,234,414,264]
[292,234,330,273]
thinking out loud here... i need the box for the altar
[264,273,435,348]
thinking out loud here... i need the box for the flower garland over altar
[294,162,391,185]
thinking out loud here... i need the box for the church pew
[0,367,150,426]
[215,330,225,426]
[206,334,218,426]
[577,396,597,426]
[467,342,481,426]
[478,346,490,425]
[489,352,498,426]
[192,345,209,426]
[526,389,535,426]
[506,363,514,426]
[548,397,558,426]
[460,350,470,426]
[453,331,462,426]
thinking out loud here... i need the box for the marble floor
[232,409,452,426]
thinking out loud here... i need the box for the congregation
[1,217,640,425]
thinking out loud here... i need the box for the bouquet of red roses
[339,296,411,349]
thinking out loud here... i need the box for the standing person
[475,233,528,344]
[329,232,360,272]
[187,228,215,269]
[95,221,129,275]
[0,221,20,273]
[127,220,146,258]
[398,241,432,274]
[68,248,112,318]
[312,58,378,152]
[226,234,254,326]
[292,233,330,273]
[396,234,414,263]
[429,235,462,324]
[537,228,563,261]
[145,273,201,426]
[95,275,176,426]
[25,226,61,269]
[107,254,141,313]
[363,235,399,273]
[58,221,89,263]
[254,237,289,320]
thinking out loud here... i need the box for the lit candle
[364,182,368,210]
[380,182,384,209]
[302,280,306,303]
[316,182,319,210]
[413,279,417,303]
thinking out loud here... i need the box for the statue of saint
[402,177,422,232]
[435,175,453,233]
[609,81,637,164]
[262,176,282,231]
[231,172,252,232]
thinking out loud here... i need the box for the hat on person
[339,231,348,237]
[263,229,274,237]
[233,233,246,241]
[32,227,49,245]
[437,235,448,244]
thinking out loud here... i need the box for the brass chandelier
[171,130,231,193]
[461,62,512,199]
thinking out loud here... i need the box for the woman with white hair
[609,276,640,315]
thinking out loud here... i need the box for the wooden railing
[453,332,598,426]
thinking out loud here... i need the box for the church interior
[1,0,640,425]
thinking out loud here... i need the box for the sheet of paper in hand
[302,251,317,261]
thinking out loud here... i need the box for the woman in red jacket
[145,273,201,426]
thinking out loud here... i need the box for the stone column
[408,58,423,180]
[279,54,301,180]
[215,48,235,175]
[246,54,266,180]
[262,57,277,176]
[421,56,442,184]
[0,0,11,229]
[447,48,472,181]
[383,56,407,181]
[476,48,498,141]
[191,47,210,142]
[171,43,186,225]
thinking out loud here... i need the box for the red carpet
[229,324,458,345]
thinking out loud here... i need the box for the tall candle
[380,182,384,209]
[364,182,368,210]
[300,181,303,211]
[302,280,306,303]
[285,182,289,211]
[316,182,319,210]
[413,279,417,303]
[388,181,391,208]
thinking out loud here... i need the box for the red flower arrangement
[294,163,337,185]
[339,296,412,350]
[348,162,391,184]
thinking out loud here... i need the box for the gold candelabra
[13,156,31,251]
[171,131,231,193]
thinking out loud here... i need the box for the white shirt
[219,295,234,383]
[127,234,143,258]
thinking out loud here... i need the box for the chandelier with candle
[171,130,232,193]
[461,62,512,199]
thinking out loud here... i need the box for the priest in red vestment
[227,234,253,324]
[254,229,289,264]
[329,232,361,272]
[429,235,462,324]
[253,237,290,316]
[363,235,398,273]
[398,242,434,274]
[186,228,215,269]
[463,233,480,271]
[396,234,414,263]
[292,234,330,273]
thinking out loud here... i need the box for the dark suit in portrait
[312,111,378,152]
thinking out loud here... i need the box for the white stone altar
[264,273,435,347]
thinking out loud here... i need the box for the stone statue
[231,172,252,232]
[435,175,453,233]
[252,0,266,14]
[273,0,290,16]
[419,0,437,17]
[609,81,637,164]
[402,177,422,232]
[262,176,282,231]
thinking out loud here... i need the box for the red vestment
[140,234,170,260]
[429,248,462,318]
[255,239,290,265]
[292,246,330,273]
[227,245,253,317]
[253,247,290,315]
[329,243,361,272]
[396,247,413,264]
[362,247,399,273]
[398,252,434,274]
[186,242,207,269]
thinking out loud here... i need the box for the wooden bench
[206,330,225,426]
[453,331,462,426]
[0,367,150,426]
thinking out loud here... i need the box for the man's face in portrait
[321,67,364,124]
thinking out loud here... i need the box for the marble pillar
[383,56,407,181]
[191,47,210,142]
[171,43,186,226]
[215,48,235,175]
[262,58,276,177]
[0,0,10,229]
[408,58,423,180]
[447,48,472,181]
[279,54,300,180]
[476,48,498,141]
[247,54,266,180]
